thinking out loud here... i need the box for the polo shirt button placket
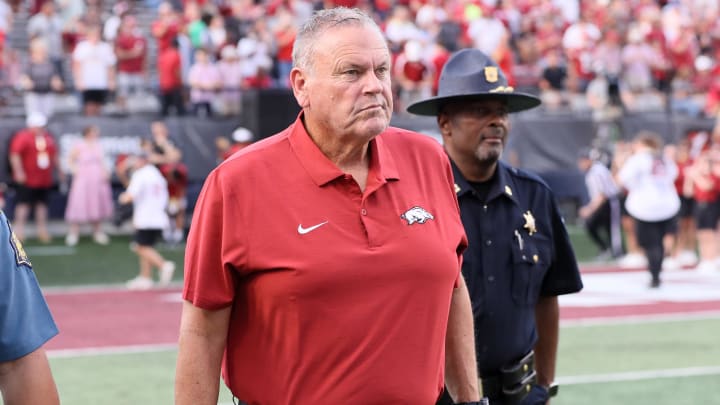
[361,208,367,216]
[485,239,492,246]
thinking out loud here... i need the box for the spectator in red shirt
[271,6,296,88]
[667,21,700,82]
[394,40,433,113]
[686,149,719,272]
[8,113,63,243]
[428,39,450,96]
[157,38,186,116]
[151,2,182,52]
[668,137,697,267]
[114,15,147,113]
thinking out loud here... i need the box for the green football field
[7,227,720,405]
[43,318,720,405]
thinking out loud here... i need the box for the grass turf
[42,318,720,405]
[48,350,234,405]
[23,235,186,286]
[27,224,712,405]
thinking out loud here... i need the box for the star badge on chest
[523,210,537,236]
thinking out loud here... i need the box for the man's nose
[362,71,384,94]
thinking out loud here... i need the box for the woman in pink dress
[64,125,114,246]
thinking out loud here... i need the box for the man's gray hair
[292,7,384,72]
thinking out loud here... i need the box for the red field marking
[561,264,720,321]
[579,264,697,274]
[561,300,720,320]
[44,288,182,350]
[42,264,720,351]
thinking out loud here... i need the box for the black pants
[160,88,186,116]
[586,201,609,251]
[635,217,675,282]
[193,101,213,117]
[585,197,623,257]
[437,389,453,405]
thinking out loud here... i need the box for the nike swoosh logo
[297,221,329,235]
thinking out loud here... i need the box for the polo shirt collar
[288,112,400,187]
[451,159,520,205]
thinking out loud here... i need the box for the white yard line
[43,283,182,295]
[558,366,720,385]
[561,310,720,327]
[26,246,77,256]
[48,343,177,359]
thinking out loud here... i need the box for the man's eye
[376,67,388,76]
[344,69,360,76]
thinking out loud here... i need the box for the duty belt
[480,351,536,405]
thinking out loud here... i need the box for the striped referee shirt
[585,162,619,199]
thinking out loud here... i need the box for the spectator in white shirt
[72,25,117,116]
[118,150,174,290]
[617,131,680,288]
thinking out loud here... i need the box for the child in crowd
[118,151,174,290]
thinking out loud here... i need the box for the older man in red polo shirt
[176,7,482,405]
[8,112,62,243]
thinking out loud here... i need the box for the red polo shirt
[157,47,182,91]
[115,33,146,74]
[184,115,467,404]
[9,129,57,188]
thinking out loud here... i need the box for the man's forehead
[320,24,386,48]
[317,28,389,62]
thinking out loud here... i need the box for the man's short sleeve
[0,211,58,362]
[541,196,583,296]
[182,170,241,309]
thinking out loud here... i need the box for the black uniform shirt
[452,160,583,374]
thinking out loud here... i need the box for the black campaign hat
[406,48,541,116]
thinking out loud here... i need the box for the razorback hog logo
[401,206,435,225]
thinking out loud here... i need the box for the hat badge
[484,67,499,83]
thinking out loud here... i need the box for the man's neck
[303,116,372,191]
[457,158,499,183]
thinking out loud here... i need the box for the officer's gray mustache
[486,126,506,137]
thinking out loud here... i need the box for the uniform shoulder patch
[3,214,31,268]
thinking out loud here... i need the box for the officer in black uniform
[409,49,583,405]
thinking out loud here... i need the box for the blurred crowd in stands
[4,0,720,286]
[0,0,716,118]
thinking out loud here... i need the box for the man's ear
[437,113,451,138]
[290,67,309,108]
